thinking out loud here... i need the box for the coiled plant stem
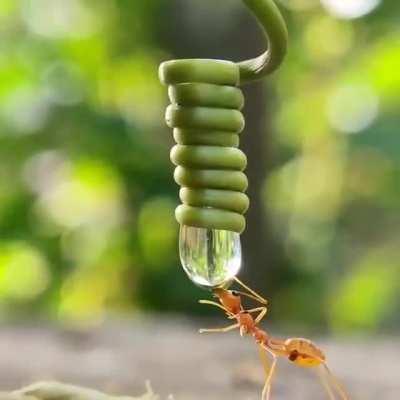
[159,0,288,233]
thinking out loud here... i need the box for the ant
[199,277,349,400]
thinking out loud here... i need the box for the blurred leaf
[330,243,400,332]
[137,197,178,270]
[0,241,50,302]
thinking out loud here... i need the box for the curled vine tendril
[160,0,288,233]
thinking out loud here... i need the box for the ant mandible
[199,277,349,400]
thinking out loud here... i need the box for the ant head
[213,288,242,313]
[212,288,226,298]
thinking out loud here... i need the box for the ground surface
[0,318,398,399]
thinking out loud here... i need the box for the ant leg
[199,323,239,334]
[233,277,268,305]
[241,306,268,324]
[322,364,350,400]
[258,344,272,376]
[267,338,287,355]
[198,300,234,316]
[261,353,277,400]
[316,367,335,400]
[258,345,272,400]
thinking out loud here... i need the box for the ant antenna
[322,364,350,400]
[234,277,268,305]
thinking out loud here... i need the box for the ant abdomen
[285,338,325,367]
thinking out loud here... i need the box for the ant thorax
[238,312,256,334]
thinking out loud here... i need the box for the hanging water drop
[179,225,242,289]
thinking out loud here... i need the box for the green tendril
[238,0,288,82]
[160,0,288,233]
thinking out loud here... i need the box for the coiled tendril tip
[160,0,288,234]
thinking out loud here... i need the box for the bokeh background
[0,0,399,359]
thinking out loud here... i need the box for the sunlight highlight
[327,85,379,134]
[321,0,381,19]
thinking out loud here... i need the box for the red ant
[199,277,349,400]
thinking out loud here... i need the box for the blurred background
[0,0,399,398]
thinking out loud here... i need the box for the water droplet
[179,225,241,289]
